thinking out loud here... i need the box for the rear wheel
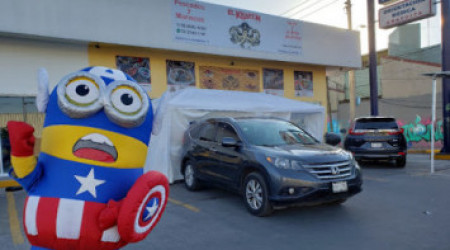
[396,155,406,168]
[184,161,202,191]
[243,172,273,217]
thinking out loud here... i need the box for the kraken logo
[229,22,261,48]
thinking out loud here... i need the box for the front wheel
[184,161,202,191]
[243,172,273,217]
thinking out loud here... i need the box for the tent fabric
[145,88,325,183]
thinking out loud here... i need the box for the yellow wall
[88,43,328,109]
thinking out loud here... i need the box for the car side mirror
[324,132,341,146]
[222,137,240,147]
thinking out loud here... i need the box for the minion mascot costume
[7,66,169,250]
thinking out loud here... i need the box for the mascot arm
[115,171,169,243]
[99,200,122,230]
[7,121,42,191]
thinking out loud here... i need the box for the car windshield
[354,118,398,130]
[236,119,318,146]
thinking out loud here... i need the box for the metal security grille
[303,161,352,180]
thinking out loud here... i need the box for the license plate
[332,181,348,193]
[371,142,382,148]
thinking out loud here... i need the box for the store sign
[379,0,400,5]
[379,0,436,29]
[172,0,303,55]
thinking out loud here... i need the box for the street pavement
[1,154,450,250]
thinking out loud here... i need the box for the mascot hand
[99,200,122,230]
[7,121,35,157]
[117,171,169,243]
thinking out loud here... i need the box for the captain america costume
[8,66,169,250]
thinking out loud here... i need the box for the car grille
[303,161,352,180]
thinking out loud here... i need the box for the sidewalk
[404,153,450,177]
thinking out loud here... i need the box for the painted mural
[166,60,196,92]
[116,56,151,93]
[398,115,444,149]
[199,66,260,92]
[294,71,313,97]
[263,68,284,96]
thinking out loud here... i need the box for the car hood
[255,143,351,164]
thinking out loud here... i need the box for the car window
[354,118,398,130]
[237,119,318,146]
[189,123,201,139]
[217,122,240,142]
[198,122,217,142]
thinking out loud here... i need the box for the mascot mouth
[73,133,118,163]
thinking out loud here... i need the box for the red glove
[99,200,122,230]
[7,121,35,157]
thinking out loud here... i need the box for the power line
[279,0,311,16]
[287,0,330,18]
[301,0,342,19]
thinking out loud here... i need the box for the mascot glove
[7,121,35,157]
[117,171,169,243]
[99,200,122,230]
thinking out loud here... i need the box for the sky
[199,0,442,55]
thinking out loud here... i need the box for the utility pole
[326,77,333,131]
[441,0,450,154]
[367,0,379,116]
[345,0,356,122]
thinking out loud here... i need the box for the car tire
[184,161,202,191]
[243,172,273,217]
[396,155,406,168]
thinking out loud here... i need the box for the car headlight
[266,156,303,170]
[350,154,360,170]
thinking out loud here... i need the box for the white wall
[0,0,361,68]
[0,36,88,96]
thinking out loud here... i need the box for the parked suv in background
[181,117,362,216]
[344,116,407,167]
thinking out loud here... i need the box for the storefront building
[0,0,361,179]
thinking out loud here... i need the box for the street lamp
[422,71,450,174]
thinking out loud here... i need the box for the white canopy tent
[145,88,325,183]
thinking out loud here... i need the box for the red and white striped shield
[117,171,169,242]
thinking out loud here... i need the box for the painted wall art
[263,68,284,96]
[116,56,151,92]
[166,60,196,92]
[294,70,313,97]
[199,66,260,92]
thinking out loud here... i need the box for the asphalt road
[1,154,450,250]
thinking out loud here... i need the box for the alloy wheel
[246,179,263,210]
[185,164,194,187]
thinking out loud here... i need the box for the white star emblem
[74,168,105,198]
[144,199,159,221]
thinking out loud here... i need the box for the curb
[408,149,440,154]
[435,154,450,160]
[0,179,20,189]
[408,150,450,160]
